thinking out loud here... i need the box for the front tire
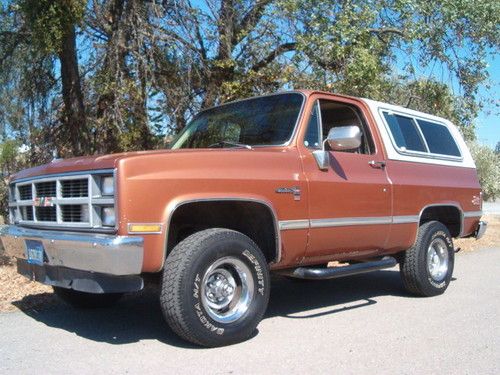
[161,228,270,347]
[400,221,455,297]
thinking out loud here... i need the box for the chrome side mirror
[326,126,362,151]
[312,125,362,171]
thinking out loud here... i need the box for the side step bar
[280,256,398,280]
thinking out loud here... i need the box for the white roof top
[362,98,476,169]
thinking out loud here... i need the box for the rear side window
[382,110,462,159]
[417,119,461,157]
[383,113,426,152]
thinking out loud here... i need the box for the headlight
[102,206,115,226]
[101,176,114,196]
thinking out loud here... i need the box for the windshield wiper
[207,141,253,150]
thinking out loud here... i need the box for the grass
[0,215,498,313]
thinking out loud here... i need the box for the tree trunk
[58,24,87,156]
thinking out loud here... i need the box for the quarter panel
[385,160,482,249]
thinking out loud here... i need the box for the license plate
[25,240,45,265]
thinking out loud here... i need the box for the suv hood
[11,150,170,182]
[10,147,288,182]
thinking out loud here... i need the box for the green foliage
[0,0,498,157]
[16,0,86,54]
[468,141,500,201]
[281,0,498,134]
[0,140,21,174]
[384,79,477,140]
[0,140,28,219]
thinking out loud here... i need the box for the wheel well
[419,205,462,237]
[166,201,278,263]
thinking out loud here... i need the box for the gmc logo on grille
[34,197,55,207]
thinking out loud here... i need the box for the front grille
[36,206,57,222]
[10,171,115,230]
[61,179,88,198]
[18,185,32,200]
[61,205,88,222]
[36,181,56,197]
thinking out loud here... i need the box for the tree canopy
[0,0,498,159]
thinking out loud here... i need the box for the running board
[281,256,398,280]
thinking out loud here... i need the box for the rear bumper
[475,221,487,240]
[0,225,144,275]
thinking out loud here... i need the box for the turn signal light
[128,224,162,233]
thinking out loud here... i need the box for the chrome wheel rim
[201,256,254,324]
[426,238,449,282]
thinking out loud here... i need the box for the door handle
[369,160,386,169]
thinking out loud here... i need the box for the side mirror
[312,125,362,171]
[326,125,362,151]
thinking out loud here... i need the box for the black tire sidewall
[180,231,270,346]
[419,223,455,293]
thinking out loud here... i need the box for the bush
[468,141,500,201]
[0,140,30,220]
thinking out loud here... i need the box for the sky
[475,54,499,148]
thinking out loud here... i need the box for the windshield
[170,93,304,149]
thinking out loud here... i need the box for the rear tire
[400,221,454,297]
[161,228,270,347]
[53,287,123,308]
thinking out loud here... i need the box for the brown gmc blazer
[1,90,487,347]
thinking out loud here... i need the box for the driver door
[300,95,392,262]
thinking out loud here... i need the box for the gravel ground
[0,248,498,374]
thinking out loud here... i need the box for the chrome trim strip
[10,224,116,234]
[279,215,419,231]
[464,211,483,218]
[392,215,419,224]
[278,219,309,230]
[11,169,115,184]
[164,198,281,266]
[279,209,476,231]
[0,225,143,275]
[311,216,392,228]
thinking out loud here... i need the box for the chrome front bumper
[0,225,144,275]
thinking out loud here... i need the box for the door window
[303,99,374,154]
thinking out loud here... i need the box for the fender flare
[160,196,281,269]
